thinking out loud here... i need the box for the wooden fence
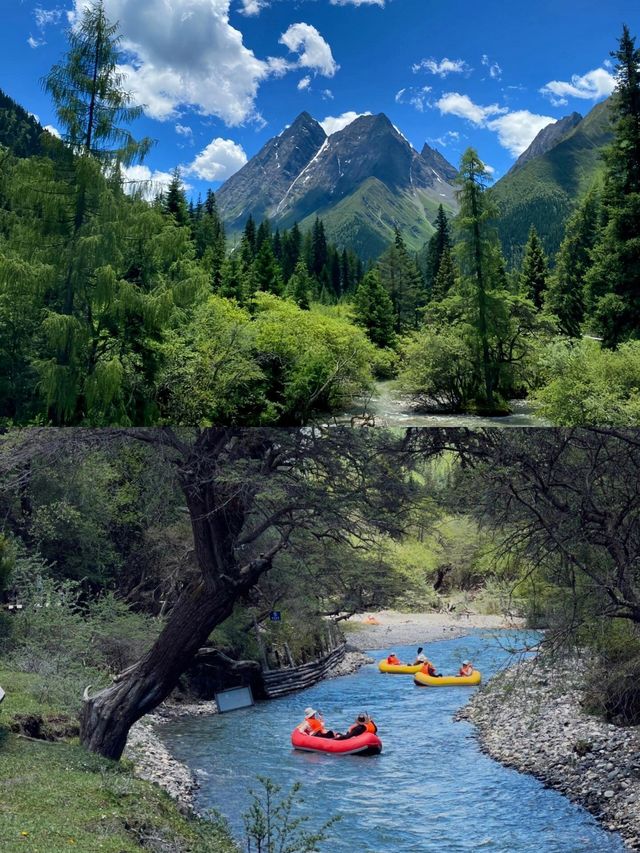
[260,643,346,699]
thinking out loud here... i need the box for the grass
[0,666,238,853]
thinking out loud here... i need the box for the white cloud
[435,93,553,157]
[481,54,502,80]
[321,89,334,100]
[121,165,189,200]
[35,7,63,28]
[320,111,372,135]
[413,57,470,78]
[436,92,506,125]
[330,0,385,5]
[175,124,193,139]
[44,125,61,138]
[395,85,432,112]
[27,36,45,49]
[298,76,312,91]
[540,67,616,106]
[428,130,460,148]
[279,23,339,78]
[487,110,555,156]
[70,0,324,126]
[238,0,269,14]
[185,138,248,181]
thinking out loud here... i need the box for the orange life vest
[459,665,473,677]
[365,720,377,734]
[421,661,437,676]
[387,655,401,665]
[305,716,323,734]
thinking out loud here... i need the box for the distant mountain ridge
[491,100,613,263]
[216,112,459,258]
[507,112,583,175]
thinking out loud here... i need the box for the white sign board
[0,686,5,705]
[214,686,254,713]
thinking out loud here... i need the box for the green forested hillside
[491,100,613,265]
[0,88,49,158]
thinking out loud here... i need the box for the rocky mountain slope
[491,100,613,263]
[216,112,458,258]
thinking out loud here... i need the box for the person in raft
[340,712,378,739]
[459,660,474,677]
[413,647,427,665]
[386,652,402,665]
[298,707,337,738]
[420,659,442,678]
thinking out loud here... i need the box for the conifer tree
[545,187,600,337]
[43,0,152,166]
[431,247,458,302]
[352,270,396,348]
[252,238,283,295]
[286,259,313,309]
[310,217,329,280]
[520,226,549,308]
[423,205,452,296]
[281,222,302,281]
[377,228,424,331]
[219,251,249,303]
[455,148,499,408]
[585,25,640,346]
[164,169,189,227]
[243,215,257,260]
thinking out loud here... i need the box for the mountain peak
[420,142,458,183]
[508,112,583,175]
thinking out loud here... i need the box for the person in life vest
[420,659,442,678]
[386,653,402,665]
[459,660,474,677]
[298,707,337,738]
[413,647,427,665]
[339,712,378,740]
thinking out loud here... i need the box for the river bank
[345,608,524,650]
[459,657,640,850]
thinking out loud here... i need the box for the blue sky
[2,0,639,198]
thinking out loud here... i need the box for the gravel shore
[458,657,640,850]
[345,609,523,650]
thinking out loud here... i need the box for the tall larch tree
[455,148,499,409]
[423,205,453,296]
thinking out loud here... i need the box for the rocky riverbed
[125,701,219,811]
[459,657,640,850]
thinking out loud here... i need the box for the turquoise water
[160,632,624,852]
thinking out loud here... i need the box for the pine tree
[43,0,152,166]
[252,238,283,296]
[164,169,189,227]
[310,217,328,280]
[219,251,250,303]
[520,226,549,308]
[243,215,257,260]
[377,229,424,331]
[431,247,458,302]
[281,222,302,281]
[455,148,499,408]
[256,218,271,251]
[352,270,396,348]
[585,25,640,346]
[423,205,452,296]
[286,259,313,309]
[545,187,600,337]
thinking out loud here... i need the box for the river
[160,632,623,852]
[339,381,549,428]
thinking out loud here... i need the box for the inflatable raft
[291,728,382,755]
[378,661,423,674]
[414,670,482,687]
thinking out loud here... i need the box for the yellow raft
[378,661,423,674]
[414,670,482,687]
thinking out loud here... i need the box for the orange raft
[291,728,382,755]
